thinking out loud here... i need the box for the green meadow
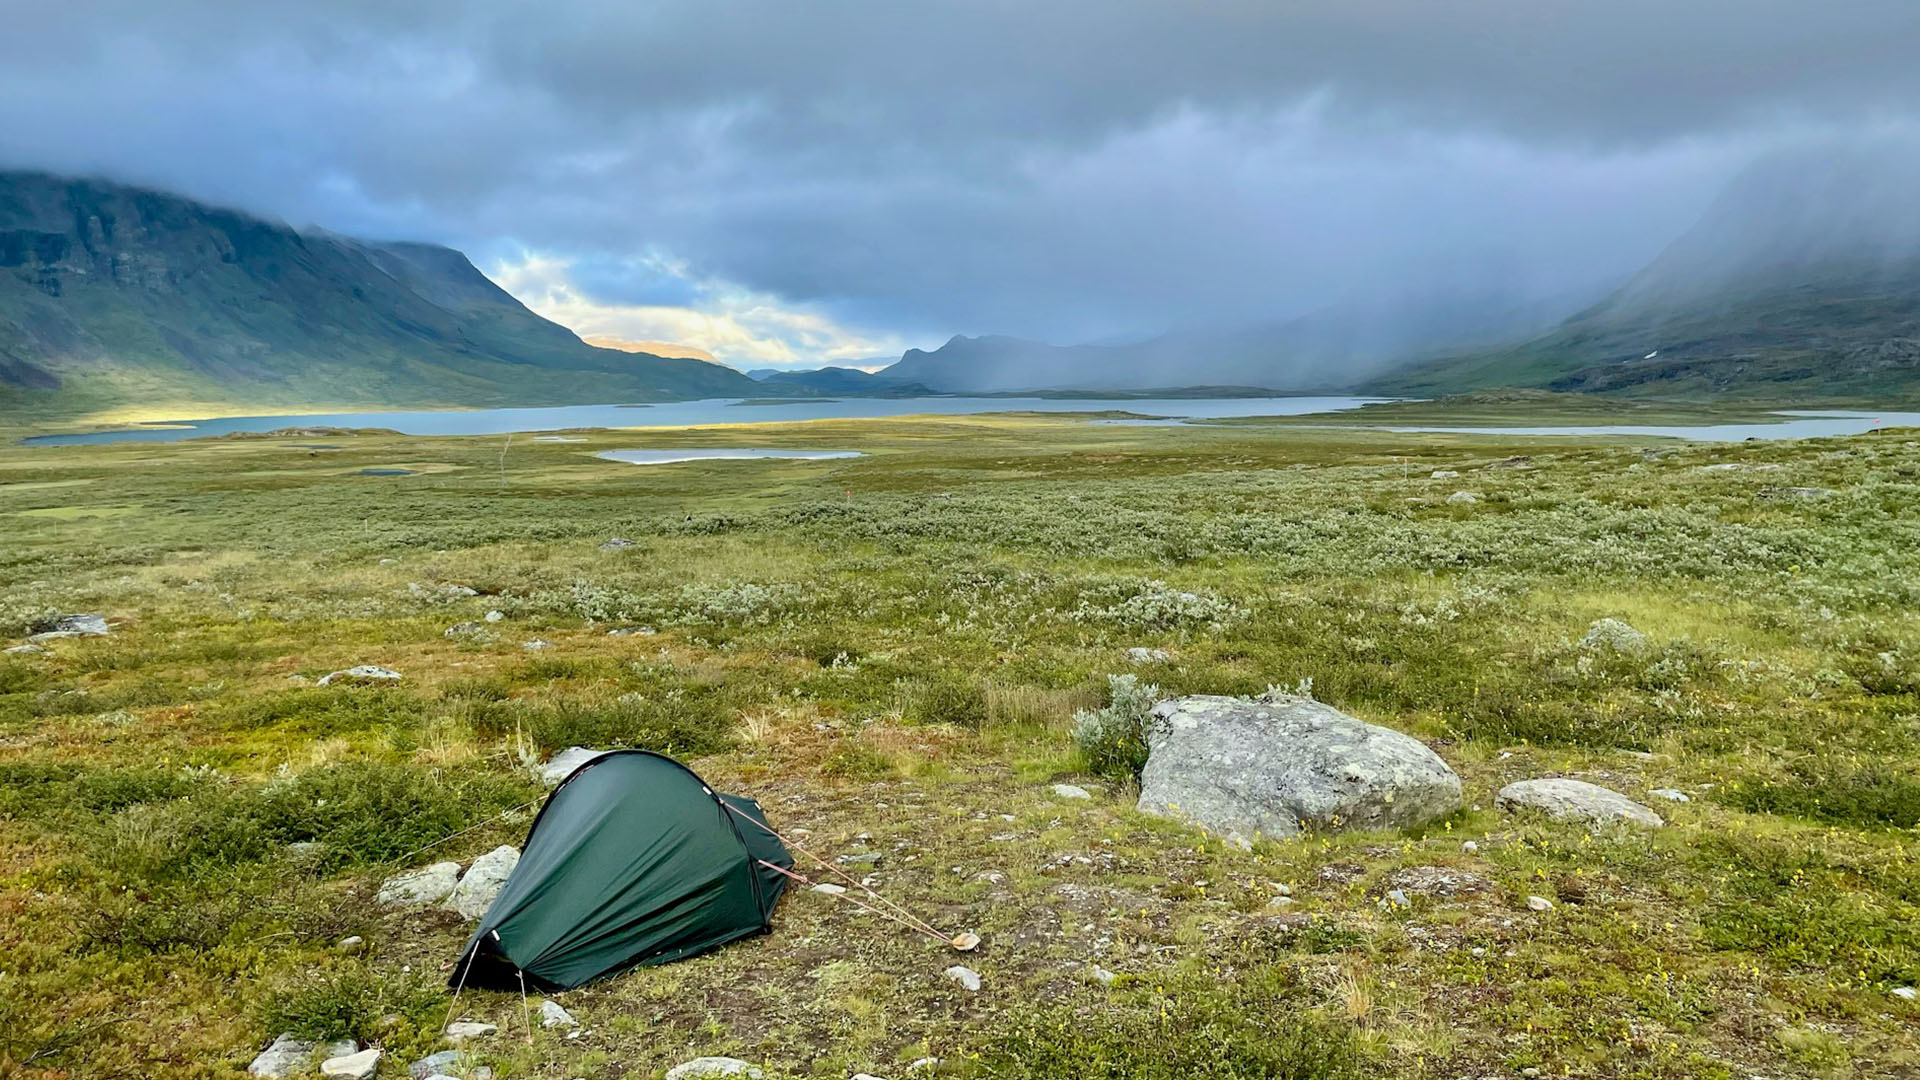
[2,411,1917,1079]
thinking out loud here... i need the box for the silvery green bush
[1072,673,1163,781]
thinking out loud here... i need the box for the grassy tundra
[2,412,1917,1079]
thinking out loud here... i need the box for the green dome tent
[450,750,793,992]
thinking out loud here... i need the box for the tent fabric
[452,750,792,991]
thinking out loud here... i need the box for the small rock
[945,965,982,992]
[1124,646,1170,664]
[1648,788,1691,803]
[444,846,520,919]
[445,1021,497,1042]
[1766,486,1838,500]
[250,1034,349,1078]
[1891,986,1917,1001]
[445,622,486,638]
[28,614,110,641]
[1050,783,1092,801]
[811,883,847,895]
[1461,840,1480,853]
[1497,778,1664,830]
[376,861,461,907]
[1526,895,1555,912]
[1581,617,1648,652]
[317,665,403,687]
[540,1000,576,1028]
[484,610,504,623]
[906,1060,941,1074]
[664,1058,763,1080]
[1383,888,1411,909]
[852,1075,888,1080]
[523,639,554,651]
[837,851,883,867]
[540,746,615,786]
[1267,895,1296,909]
[600,537,637,550]
[1084,964,1119,986]
[337,935,365,954]
[1430,469,1459,478]
[4,643,47,655]
[1446,490,1478,505]
[408,1051,467,1079]
[320,1048,381,1080]
[606,626,656,636]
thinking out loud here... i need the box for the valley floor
[2,412,1917,1079]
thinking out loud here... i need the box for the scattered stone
[1648,788,1691,803]
[811,883,848,895]
[1497,778,1664,830]
[837,851,883,867]
[1125,646,1170,664]
[484,610,504,623]
[317,665,404,687]
[664,1058,763,1080]
[1445,491,1478,505]
[444,846,520,919]
[523,639,554,651]
[29,614,110,641]
[599,537,637,550]
[1580,617,1648,652]
[250,1035,356,1078]
[1388,865,1491,898]
[945,965,982,992]
[540,1000,576,1028]
[606,626,657,637]
[445,622,486,638]
[408,1051,467,1079]
[320,1048,381,1080]
[1430,469,1459,479]
[376,861,461,907]
[905,1060,941,1074]
[1050,783,1092,800]
[1382,888,1411,909]
[1764,486,1838,500]
[1892,986,1917,1001]
[337,935,365,954]
[4,643,46,655]
[1461,840,1480,853]
[852,1074,888,1080]
[1526,895,1555,912]
[1083,964,1119,986]
[540,746,615,785]
[1267,895,1296,909]
[1138,694,1463,846]
[445,1021,498,1042]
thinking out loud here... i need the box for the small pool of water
[354,468,416,476]
[595,449,864,466]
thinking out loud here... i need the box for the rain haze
[2,1,1917,370]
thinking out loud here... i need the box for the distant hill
[876,286,1592,394]
[0,172,761,417]
[1370,147,1920,400]
[586,337,721,363]
[751,365,934,396]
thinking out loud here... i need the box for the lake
[22,398,1920,446]
[21,396,1384,445]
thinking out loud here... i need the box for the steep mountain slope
[1372,147,1920,399]
[877,286,1592,394]
[0,172,759,417]
[749,366,934,396]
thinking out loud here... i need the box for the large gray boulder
[443,846,520,919]
[539,746,614,786]
[1137,694,1461,846]
[1497,778,1664,829]
[376,861,461,907]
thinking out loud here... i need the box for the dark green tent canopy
[452,750,792,991]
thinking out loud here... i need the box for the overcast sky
[3,2,1917,369]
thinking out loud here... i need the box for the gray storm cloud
[1,1,1916,355]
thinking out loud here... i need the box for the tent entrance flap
[452,750,792,991]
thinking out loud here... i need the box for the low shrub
[905,676,988,728]
[1071,674,1162,781]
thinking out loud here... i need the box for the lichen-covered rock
[376,861,461,907]
[320,1048,380,1080]
[1446,491,1478,505]
[1496,778,1664,829]
[1137,694,1462,846]
[665,1058,763,1080]
[318,665,403,687]
[29,614,110,641]
[249,1034,355,1078]
[444,846,520,919]
[539,746,614,786]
